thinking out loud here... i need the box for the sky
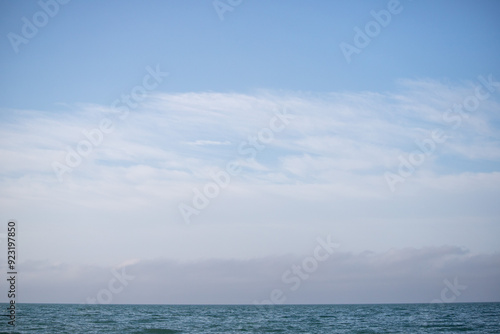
[0,0,499,305]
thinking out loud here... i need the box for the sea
[1,303,499,333]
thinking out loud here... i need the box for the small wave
[139,329,183,334]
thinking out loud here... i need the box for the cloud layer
[0,77,499,268]
[13,246,500,304]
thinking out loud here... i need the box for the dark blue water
[0,303,499,333]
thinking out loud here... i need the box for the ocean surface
[1,303,499,333]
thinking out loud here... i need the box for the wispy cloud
[1,79,499,184]
[185,140,232,146]
[0,78,499,265]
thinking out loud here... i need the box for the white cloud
[185,140,232,146]
[0,78,499,270]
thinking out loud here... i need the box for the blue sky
[1,0,500,110]
[0,0,500,304]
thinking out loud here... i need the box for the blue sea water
[0,303,499,333]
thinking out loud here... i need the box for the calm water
[0,303,499,333]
